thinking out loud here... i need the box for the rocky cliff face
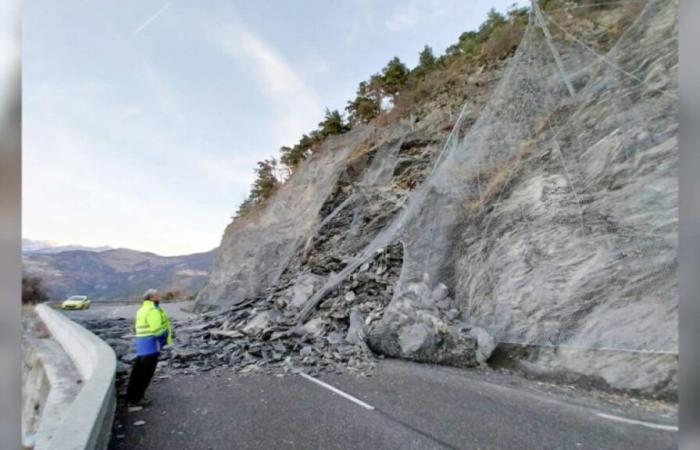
[196,0,677,398]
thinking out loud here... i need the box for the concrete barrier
[34,304,117,450]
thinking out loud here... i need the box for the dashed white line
[596,413,678,432]
[298,372,375,411]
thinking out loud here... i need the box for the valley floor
[109,359,676,450]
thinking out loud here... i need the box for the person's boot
[128,397,153,408]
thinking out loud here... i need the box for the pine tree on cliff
[346,80,381,125]
[380,57,409,97]
[318,108,349,137]
[413,45,438,78]
[236,157,281,216]
[250,158,280,201]
[418,45,436,70]
[280,133,316,172]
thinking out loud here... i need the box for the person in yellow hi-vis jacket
[126,289,173,407]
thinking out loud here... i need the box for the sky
[23,0,522,256]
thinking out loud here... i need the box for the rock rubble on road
[75,242,492,379]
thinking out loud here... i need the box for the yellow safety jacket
[135,300,164,336]
[134,300,166,355]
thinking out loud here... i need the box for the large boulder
[367,274,487,368]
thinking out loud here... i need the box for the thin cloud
[346,0,377,44]
[132,2,173,37]
[385,5,421,32]
[216,21,323,146]
[385,0,453,32]
[218,26,319,99]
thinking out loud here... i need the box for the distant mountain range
[22,238,114,254]
[22,241,217,301]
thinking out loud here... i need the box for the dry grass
[373,101,412,128]
[480,23,526,63]
[372,56,476,129]
[463,139,536,216]
[410,63,471,106]
[545,1,646,53]
[348,136,379,165]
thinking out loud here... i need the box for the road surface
[109,360,677,450]
[63,302,676,449]
[61,300,194,321]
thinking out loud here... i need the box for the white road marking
[596,413,678,432]
[299,372,375,411]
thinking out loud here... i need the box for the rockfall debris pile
[75,243,495,379]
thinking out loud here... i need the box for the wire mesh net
[201,0,677,369]
[300,0,677,361]
[196,126,376,308]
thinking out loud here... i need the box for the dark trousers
[126,353,159,402]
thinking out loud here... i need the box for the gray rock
[435,297,452,310]
[346,309,366,345]
[327,332,344,345]
[242,310,280,335]
[367,289,479,368]
[468,327,496,365]
[430,283,449,304]
[303,318,326,338]
[300,346,314,356]
[405,273,432,305]
[290,274,325,308]
[398,323,433,354]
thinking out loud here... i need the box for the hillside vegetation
[234,1,641,218]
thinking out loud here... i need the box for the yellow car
[61,295,91,310]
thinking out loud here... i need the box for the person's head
[143,289,160,305]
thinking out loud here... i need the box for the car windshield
[67,296,86,301]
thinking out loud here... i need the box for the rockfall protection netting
[301,0,678,357]
[196,125,375,308]
[194,0,677,390]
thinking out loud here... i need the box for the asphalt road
[61,300,194,321]
[110,360,677,450]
